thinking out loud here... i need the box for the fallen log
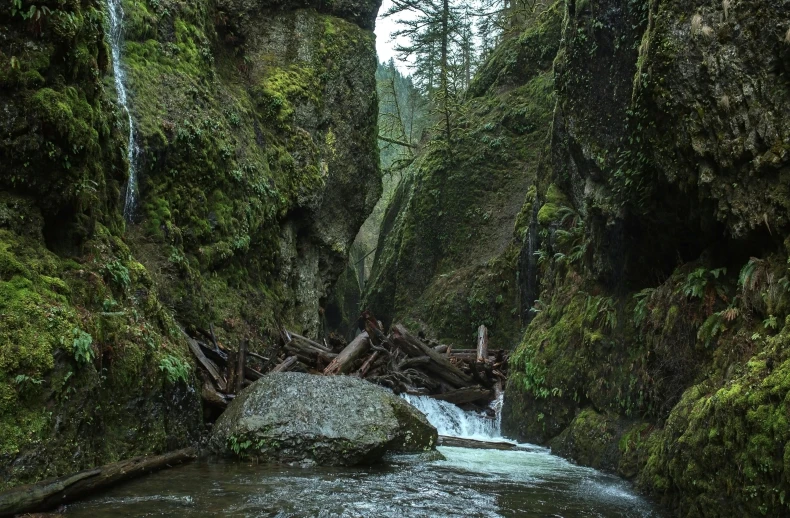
[447,352,496,362]
[397,356,431,370]
[245,366,263,381]
[287,332,333,354]
[226,350,238,394]
[185,335,227,392]
[271,355,298,373]
[476,325,488,363]
[391,325,473,387]
[201,380,230,409]
[431,386,493,405]
[433,344,449,354]
[324,332,370,375]
[354,351,379,378]
[0,448,196,516]
[437,436,516,450]
[235,340,247,394]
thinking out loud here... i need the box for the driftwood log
[430,386,493,405]
[0,448,196,517]
[437,436,516,450]
[476,325,488,363]
[187,318,507,415]
[324,332,370,375]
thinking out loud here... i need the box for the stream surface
[67,395,662,517]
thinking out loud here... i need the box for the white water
[106,0,139,222]
[402,392,511,442]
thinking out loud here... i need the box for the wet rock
[210,373,437,466]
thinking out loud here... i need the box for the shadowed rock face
[210,373,437,466]
[0,0,381,488]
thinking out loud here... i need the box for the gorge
[1,0,789,516]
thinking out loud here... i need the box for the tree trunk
[354,351,379,378]
[324,332,370,375]
[271,355,298,373]
[476,325,488,363]
[186,335,226,392]
[391,325,473,387]
[0,449,196,516]
[235,340,247,394]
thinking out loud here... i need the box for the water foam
[401,392,506,442]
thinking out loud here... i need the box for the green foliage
[228,435,252,455]
[70,328,94,366]
[13,374,44,387]
[633,288,655,327]
[697,311,727,347]
[158,354,191,385]
[585,294,617,331]
[104,260,130,292]
[681,267,726,299]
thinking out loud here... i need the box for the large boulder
[209,373,437,466]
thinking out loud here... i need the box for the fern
[633,288,655,327]
[698,312,727,347]
[739,258,762,289]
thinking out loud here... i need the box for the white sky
[374,0,414,73]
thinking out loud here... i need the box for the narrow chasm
[1,0,788,516]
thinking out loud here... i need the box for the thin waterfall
[402,392,506,441]
[106,0,138,222]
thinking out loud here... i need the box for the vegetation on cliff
[366,0,790,515]
[0,0,381,489]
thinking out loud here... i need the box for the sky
[374,0,414,73]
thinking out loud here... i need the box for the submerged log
[0,448,196,516]
[437,436,516,451]
[431,386,493,405]
[324,332,370,375]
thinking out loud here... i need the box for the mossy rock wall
[0,0,380,489]
[503,0,790,516]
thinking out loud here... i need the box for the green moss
[537,183,570,225]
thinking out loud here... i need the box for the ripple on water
[66,445,662,518]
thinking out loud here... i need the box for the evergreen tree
[383,0,462,150]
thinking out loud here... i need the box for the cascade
[105,0,139,222]
[402,393,505,442]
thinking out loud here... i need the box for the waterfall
[402,393,506,442]
[106,0,138,222]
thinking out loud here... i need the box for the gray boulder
[209,373,437,466]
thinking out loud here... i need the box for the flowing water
[105,0,138,222]
[66,394,661,517]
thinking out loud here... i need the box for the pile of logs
[188,314,508,414]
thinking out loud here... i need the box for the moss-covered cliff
[0,0,380,488]
[502,0,790,516]
[363,3,563,347]
[366,0,790,515]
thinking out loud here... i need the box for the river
[66,395,661,517]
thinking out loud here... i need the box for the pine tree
[383,0,462,150]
